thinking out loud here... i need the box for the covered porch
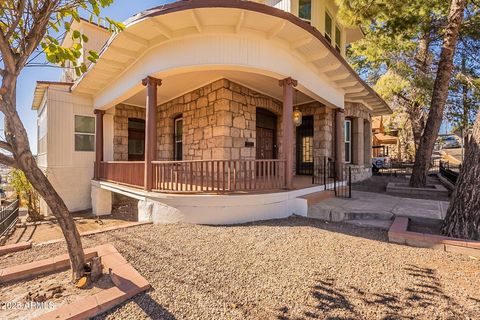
[93,74,346,194]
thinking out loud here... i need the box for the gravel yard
[1,217,478,319]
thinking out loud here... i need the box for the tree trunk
[441,114,480,240]
[2,74,86,281]
[409,0,467,187]
[406,104,425,151]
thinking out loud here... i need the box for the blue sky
[14,0,451,154]
[15,0,173,153]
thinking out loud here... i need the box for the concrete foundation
[91,185,112,216]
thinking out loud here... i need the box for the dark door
[296,115,314,175]
[256,127,275,159]
[128,118,145,161]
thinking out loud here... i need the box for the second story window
[299,0,312,23]
[325,12,333,44]
[335,25,342,52]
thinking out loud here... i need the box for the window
[74,115,95,151]
[335,25,341,52]
[174,117,183,161]
[325,12,333,44]
[299,0,312,22]
[128,118,145,161]
[344,119,352,163]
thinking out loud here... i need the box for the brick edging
[388,216,480,257]
[0,241,32,256]
[0,244,150,319]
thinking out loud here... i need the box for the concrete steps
[306,192,394,229]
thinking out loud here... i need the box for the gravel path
[1,217,478,319]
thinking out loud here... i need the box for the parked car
[441,135,461,149]
[372,156,391,172]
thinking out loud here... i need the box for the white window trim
[298,0,312,23]
[335,24,342,52]
[325,10,333,43]
[74,114,96,152]
[345,119,352,164]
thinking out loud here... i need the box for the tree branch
[0,140,13,153]
[0,152,18,168]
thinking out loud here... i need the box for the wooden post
[142,76,162,191]
[334,108,345,179]
[279,77,297,189]
[94,109,105,180]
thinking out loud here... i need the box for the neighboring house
[372,116,400,160]
[32,0,391,224]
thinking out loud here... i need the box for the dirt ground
[0,268,114,319]
[1,217,478,320]
[5,196,138,245]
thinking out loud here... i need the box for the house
[372,116,400,160]
[32,0,391,224]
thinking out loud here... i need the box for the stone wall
[294,102,335,174]
[113,79,283,161]
[113,104,145,161]
[344,102,373,181]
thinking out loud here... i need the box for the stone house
[32,0,391,224]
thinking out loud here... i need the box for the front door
[256,127,275,159]
[128,118,145,161]
[296,115,314,175]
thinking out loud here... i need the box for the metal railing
[312,156,351,198]
[0,199,20,237]
[439,161,460,185]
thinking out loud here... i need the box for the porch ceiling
[122,70,314,108]
[72,0,391,116]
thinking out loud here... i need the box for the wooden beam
[330,73,351,81]
[267,21,286,39]
[336,80,358,88]
[191,10,202,32]
[235,11,245,33]
[344,86,366,94]
[305,50,329,63]
[122,31,149,48]
[317,63,341,73]
[291,37,313,50]
[346,91,369,98]
[150,19,173,39]
[110,45,139,59]
[102,58,129,69]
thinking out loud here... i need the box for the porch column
[364,120,372,166]
[142,76,162,191]
[352,117,364,165]
[279,77,297,190]
[94,109,105,180]
[334,108,345,178]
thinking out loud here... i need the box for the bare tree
[0,0,121,281]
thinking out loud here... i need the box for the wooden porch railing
[152,159,286,192]
[98,161,145,187]
[98,159,287,193]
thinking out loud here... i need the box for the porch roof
[72,0,391,116]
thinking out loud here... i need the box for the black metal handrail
[313,156,351,198]
[439,161,459,185]
[0,199,20,237]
